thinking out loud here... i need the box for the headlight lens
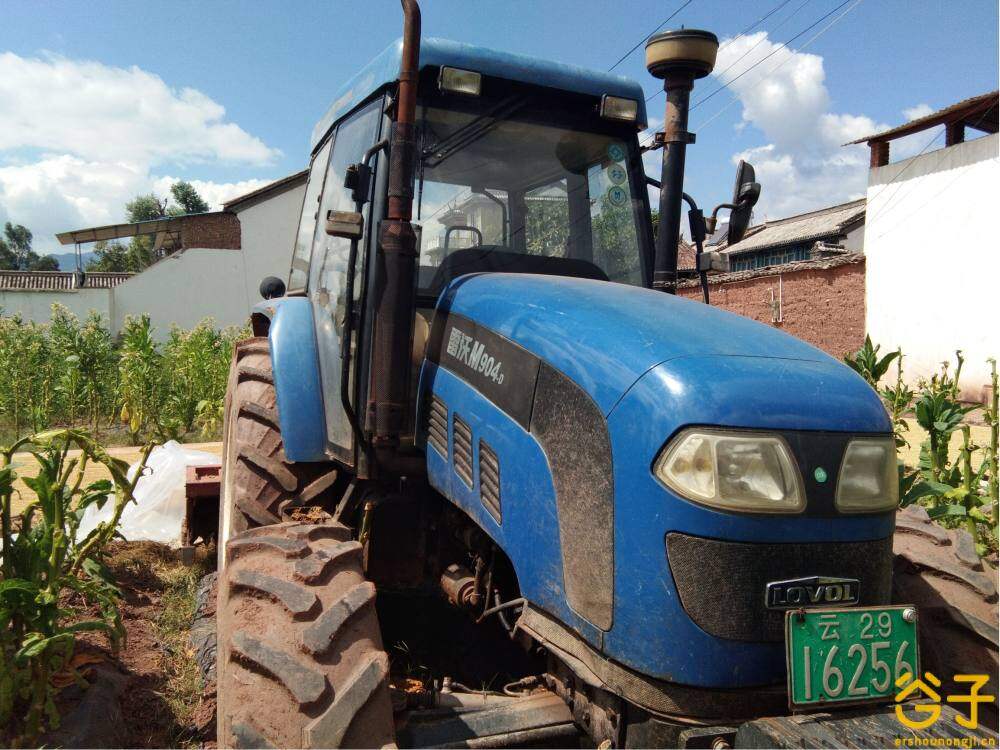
[654,429,804,513]
[836,438,898,512]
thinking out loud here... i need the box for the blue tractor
[215,3,998,747]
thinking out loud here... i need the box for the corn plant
[117,315,166,443]
[902,352,995,555]
[1,429,153,745]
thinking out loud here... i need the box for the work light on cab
[438,66,482,96]
[600,94,639,122]
[654,429,804,513]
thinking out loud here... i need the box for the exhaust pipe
[369,0,421,470]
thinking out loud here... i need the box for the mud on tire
[893,505,999,729]
[219,338,339,559]
[217,521,395,748]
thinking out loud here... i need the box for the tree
[170,181,209,214]
[126,194,169,223]
[0,237,16,270]
[4,223,33,269]
[28,255,59,271]
[85,241,131,272]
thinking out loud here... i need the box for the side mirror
[326,210,364,240]
[259,276,286,300]
[727,160,761,245]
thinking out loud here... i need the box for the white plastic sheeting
[77,441,220,546]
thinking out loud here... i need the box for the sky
[0,0,997,255]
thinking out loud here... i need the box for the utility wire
[643,0,807,105]
[865,102,997,227]
[608,0,695,72]
[706,0,810,91]
[690,0,855,111]
[641,0,858,149]
[688,0,865,133]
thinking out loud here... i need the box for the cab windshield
[415,91,649,297]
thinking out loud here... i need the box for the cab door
[307,99,384,465]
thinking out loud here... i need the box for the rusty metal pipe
[388,0,421,222]
[370,0,421,467]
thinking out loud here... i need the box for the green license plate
[785,605,920,709]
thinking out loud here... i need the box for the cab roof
[311,37,648,150]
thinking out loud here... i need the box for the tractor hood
[435,273,890,432]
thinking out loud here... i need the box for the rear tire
[219,337,339,569]
[217,521,396,748]
[893,505,998,729]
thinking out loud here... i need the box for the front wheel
[218,337,339,569]
[217,521,396,748]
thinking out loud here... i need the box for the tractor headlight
[654,429,804,513]
[836,438,898,512]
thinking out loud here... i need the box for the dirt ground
[55,541,218,748]
[7,441,222,515]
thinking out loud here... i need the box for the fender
[252,297,328,462]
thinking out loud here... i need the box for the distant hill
[49,252,96,270]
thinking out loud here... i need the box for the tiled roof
[846,91,998,145]
[721,199,865,255]
[677,252,865,288]
[223,170,308,211]
[0,270,133,291]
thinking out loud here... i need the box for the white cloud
[0,53,283,253]
[706,32,887,220]
[0,53,279,166]
[903,103,934,121]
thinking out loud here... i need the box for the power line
[690,0,855,112]
[865,102,998,227]
[706,0,810,91]
[643,0,803,105]
[689,0,865,132]
[641,0,859,149]
[608,0,695,72]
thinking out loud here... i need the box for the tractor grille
[453,415,474,488]
[666,532,893,642]
[479,440,501,522]
[426,395,448,457]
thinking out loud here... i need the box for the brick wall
[677,254,866,359]
[181,212,241,250]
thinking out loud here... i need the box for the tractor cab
[273,38,655,472]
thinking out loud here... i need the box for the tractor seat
[426,246,608,296]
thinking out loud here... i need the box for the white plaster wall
[232,183,306,304]
[0,288,111,325]
[864,133,1000,401]
[112,248,251,337]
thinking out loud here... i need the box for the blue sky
[1,0,997,254]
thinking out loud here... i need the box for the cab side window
[307,100,383,461]
[288,139,332,293]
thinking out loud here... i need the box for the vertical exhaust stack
[370,0,421,469]
[645,30,718,293]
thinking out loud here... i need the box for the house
[717,199,865,271]
[852,90,998,402]
[677,201,868,358]
[0,171,307,337]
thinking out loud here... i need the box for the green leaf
[927,504,968,519]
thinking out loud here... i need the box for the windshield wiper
[422,96,527,169]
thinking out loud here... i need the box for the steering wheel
[444,225,483,250]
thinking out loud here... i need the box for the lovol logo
[765,576,861,610]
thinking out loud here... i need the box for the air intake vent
[426,395,448,457]
[453,415,474,487]
[479,440,501,523]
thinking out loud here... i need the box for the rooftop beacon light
[645,29,719,294]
